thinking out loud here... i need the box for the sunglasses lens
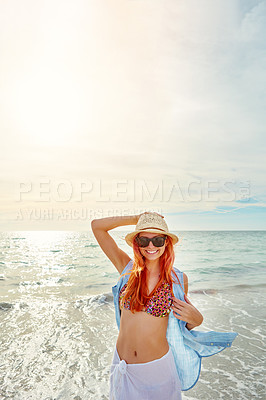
[153,237,166,247]
[135,236,166,247]
[135,236,149,247]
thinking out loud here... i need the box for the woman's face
[136,232,168,260]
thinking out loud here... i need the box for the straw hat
[125,212,179,247]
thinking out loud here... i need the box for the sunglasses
[135,235,167,248]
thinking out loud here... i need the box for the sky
[0,0,265,231]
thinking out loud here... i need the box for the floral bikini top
[119,280,173,318]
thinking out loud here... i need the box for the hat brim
[125,229,179,247]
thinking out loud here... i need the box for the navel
[134,350,137,357]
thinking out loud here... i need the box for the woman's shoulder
[120,258,133,275]
[172,267,188,294]
[173,265,183,274]
[172,266,184,284]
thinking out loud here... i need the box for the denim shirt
[111,259,238,391]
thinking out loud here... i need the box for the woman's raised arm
[91,215,139,274]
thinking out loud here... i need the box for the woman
[91,212,238,400]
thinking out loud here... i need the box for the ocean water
[0,230,265,400]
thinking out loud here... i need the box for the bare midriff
[116,308,169,364]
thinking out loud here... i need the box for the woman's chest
[119,280,173,318]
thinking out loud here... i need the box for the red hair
[120,234,182,313]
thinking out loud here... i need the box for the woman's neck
[145,259,160,277]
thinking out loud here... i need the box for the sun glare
[13,67,86,146]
